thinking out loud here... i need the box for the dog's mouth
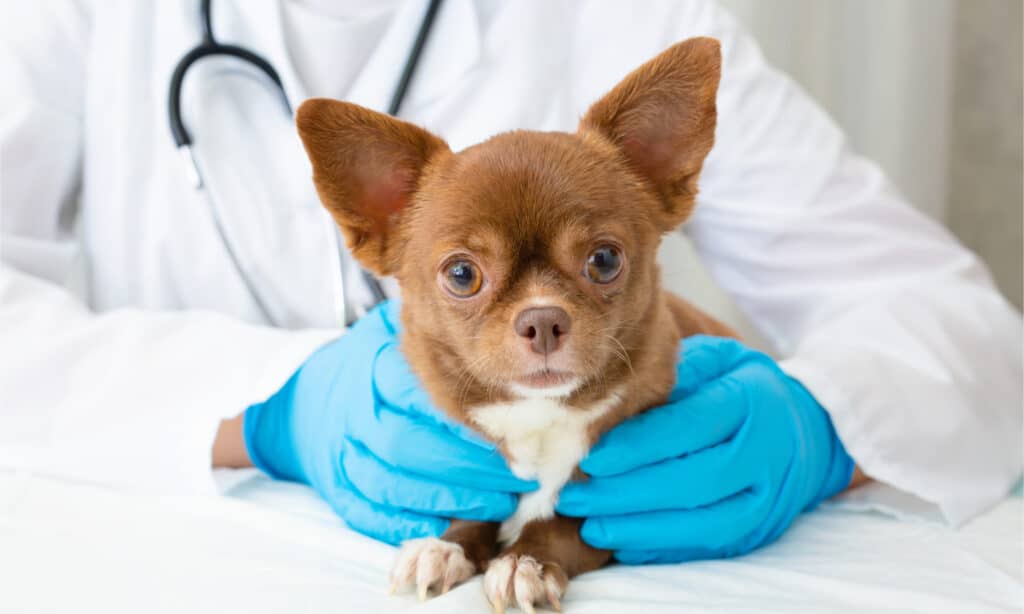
[508,369,580,399]
[517,369,575,388]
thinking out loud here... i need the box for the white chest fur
[469,388,622,543]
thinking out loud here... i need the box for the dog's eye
[443,260,483,297]
[585,246,623,284]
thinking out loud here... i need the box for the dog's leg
[390,520,500,600]
[483,515,611,613]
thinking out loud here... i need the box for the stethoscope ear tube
[168,1,292,189]
[387,0,443,116]
[168,45,292,152]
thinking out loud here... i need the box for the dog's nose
[514,307,571,355]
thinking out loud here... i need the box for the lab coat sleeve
[682,2,1023,525]
[0,2,337,494]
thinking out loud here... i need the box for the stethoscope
[167,0,443,326]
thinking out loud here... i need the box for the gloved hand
[556,335,854,564]
[243,300,535,545]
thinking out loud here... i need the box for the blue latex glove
[243,300,535,545]
[556,335,854,564]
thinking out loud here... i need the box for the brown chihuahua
[297,37,736,613]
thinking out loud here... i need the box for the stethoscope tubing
[167,0,442,325]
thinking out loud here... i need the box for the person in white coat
[1,0,1020,559]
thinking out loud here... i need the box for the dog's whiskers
[602,333,635,377]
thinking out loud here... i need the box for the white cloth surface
[1,470,1020,613]
[0,0,1021,532]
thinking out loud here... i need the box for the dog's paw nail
[440,564,460,593]
[484,554,567,614]
[544,565,566,611]
[513,556,545,614]
[484,554,515,612]
[550,596,562,612]
[389,537,476,600]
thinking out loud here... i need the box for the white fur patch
[469,387,622,544]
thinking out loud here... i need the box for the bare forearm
[847,466,869,490]
[212,413,253,468]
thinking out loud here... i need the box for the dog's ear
[296,99,450,276]
[580,37,721,230]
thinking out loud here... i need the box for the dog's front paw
[389,537,477,600]
[483,553,568,614]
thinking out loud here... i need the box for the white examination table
[1,470,1020,613]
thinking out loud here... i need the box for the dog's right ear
[296,99,450,277]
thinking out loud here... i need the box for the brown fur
[297,37,735,606]
[442,520,501,571]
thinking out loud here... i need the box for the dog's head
[297,38,720,414]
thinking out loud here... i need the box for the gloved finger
[353,401,536,493]
[579,372,751,477]
[669,335,752,401]
[372,340,494,448]
[558,440,755,516]
[375,299,403,335]
[320,477,449,546]
[577,489,770,553]
[347,299,401,342]
[342,439,519,521]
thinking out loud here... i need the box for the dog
[297,36,737,613]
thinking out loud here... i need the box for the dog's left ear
[580,37,721,230]
[296,98,450,277]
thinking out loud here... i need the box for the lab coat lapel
[182,0,341,328]
[185,0,482,328]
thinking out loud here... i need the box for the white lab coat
[1,0,1020,525]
